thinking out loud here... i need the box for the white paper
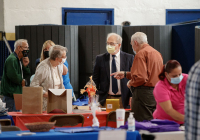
[48,89,66,96]
[98,130,126,140]
[66,89,72,113]
[152,131,184,140]
[17,132,36,136]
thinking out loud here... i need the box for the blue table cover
[55,126,121,133]
[0,129,141,140]
[0,115,15,125]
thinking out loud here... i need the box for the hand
[21,79,25,87]
[22,57,29,67]
[62,64,68,75]
[127,80,131,88]
[129,97,132,107]
[43,92,48,98]
[110,71,125,79]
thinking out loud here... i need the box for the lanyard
[19,61,23,79]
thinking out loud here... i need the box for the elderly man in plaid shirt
[185,60,200,140]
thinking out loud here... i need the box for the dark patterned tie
[112,55,118,94]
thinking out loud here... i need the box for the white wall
[0,0,4,31]
[3,0,200,33]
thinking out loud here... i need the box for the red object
[8,111,116,130]
[86,86,96,96]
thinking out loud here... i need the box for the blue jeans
[3,96,19,112]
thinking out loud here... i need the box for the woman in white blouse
[30,45,67,111]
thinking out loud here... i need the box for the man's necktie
[112,55,118,94]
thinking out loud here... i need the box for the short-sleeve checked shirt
[185,60,200,140]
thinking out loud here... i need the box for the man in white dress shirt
[93,33,134,108]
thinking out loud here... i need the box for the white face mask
[131,42,136,54]
[61,58,66,64]
[106,45,116,54]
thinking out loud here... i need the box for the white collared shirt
[109,51,121,95]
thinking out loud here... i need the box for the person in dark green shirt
[0,39,31,111]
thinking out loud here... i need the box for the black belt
[134,86,154,90]
[109,94,121,97]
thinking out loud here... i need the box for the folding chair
[0,119,12,126]
[2,126,21,131]
[49,114,84,127]
[106,110,130,126]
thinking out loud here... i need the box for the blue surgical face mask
[168,74,183,84]
[132,48,136,55]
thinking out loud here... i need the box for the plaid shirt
[185,60,200,140]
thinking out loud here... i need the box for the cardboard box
[73,105,90,110]
[47,89,72,113]
[106,99,120,112]
[13,93,22,110]
[22,87,43,114]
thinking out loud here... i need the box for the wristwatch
[124,71,126,78]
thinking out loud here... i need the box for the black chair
[106,110,130,126]
[2,126,21,131]
[49,114,84,127]
[0,119,12,126]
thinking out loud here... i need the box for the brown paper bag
[47,89,72,113]
[22,87,43,114]
[13,94,22,110]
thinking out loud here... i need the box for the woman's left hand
[43,92,48,98]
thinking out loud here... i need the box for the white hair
[107,33,122,44]
[49,45,68,60]
[14,39,28,51]
[131,32,148,45]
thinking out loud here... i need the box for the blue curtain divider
[171,20,200,73]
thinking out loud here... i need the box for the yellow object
[0,32,2,41]
[5,33,15,40]
[106,99,120,112]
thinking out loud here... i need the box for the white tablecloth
[152,131,184,140]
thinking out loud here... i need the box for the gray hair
[107,33,122,44]
[49,45,68,60]
[131,32,148,45]
[14,39,28,51]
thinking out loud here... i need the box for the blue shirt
[62,60,74,96]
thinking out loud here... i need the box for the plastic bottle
[128,112,135,131]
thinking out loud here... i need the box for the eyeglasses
[106,42,118,46]
[21,46,29,50]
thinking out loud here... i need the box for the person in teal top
[30,58,40,83]
[63,60,76,101]
[0,39,31,111]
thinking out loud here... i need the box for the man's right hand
[22,57,30,67]
[21,79,25,87]
[110,71,125,79]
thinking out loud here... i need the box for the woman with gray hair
[30,45,68,111]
